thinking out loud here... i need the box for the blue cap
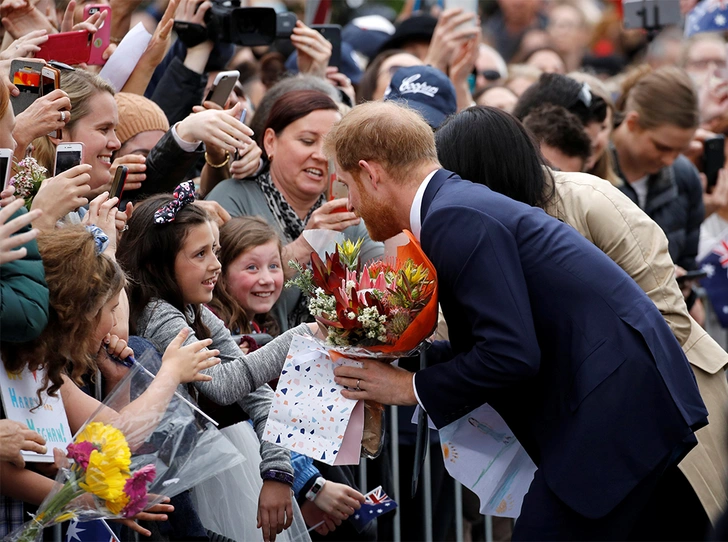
[384,65,457,129]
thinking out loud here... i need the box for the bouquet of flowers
[9,157,46,209]
[282,231,438,458]
[5,353,245,542]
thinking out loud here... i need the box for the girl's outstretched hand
[257,480,294,542]
[161,328,220,384]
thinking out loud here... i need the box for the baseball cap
[384,65,457,129]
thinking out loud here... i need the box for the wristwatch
[305,477,326,502]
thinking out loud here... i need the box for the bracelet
[305,476,326,502]
[262,469,294,486]
[110,37,122,44]
[205,151,230,169]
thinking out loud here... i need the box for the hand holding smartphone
[83,4,112,66]
[54,143,84,176]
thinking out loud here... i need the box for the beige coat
[546,169,728,523]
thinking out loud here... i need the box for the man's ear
[358,160,381,189]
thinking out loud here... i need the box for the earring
[268,154,273,162]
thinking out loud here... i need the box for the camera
[622,0,681,31]
[174,4,276,47]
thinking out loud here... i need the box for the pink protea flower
[121,464,156,517]
[66,441,97,470]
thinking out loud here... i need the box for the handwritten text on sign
[0,362,72,462]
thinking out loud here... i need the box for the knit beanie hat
[114,92,170,145]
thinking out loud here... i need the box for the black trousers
[512,460,707,541]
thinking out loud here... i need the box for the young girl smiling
[117,183,314,542]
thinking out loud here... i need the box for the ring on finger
[60,110,67,122]
[355,379,361,392]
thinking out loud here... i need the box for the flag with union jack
[349,486,398,533]
[700,239,728,327]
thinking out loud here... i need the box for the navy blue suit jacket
[414,170,708,519]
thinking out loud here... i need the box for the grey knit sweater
[136,299,313,477]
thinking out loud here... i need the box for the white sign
[0,364,72,462]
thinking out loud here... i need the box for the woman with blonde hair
[611,66,704,274]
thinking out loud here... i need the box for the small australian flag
[686,0,728,37]
[349,486,398,533]
[700,239,728,327]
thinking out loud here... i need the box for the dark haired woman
[436,105,728,540]
[207,90,383,330]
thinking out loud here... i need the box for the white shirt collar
[409,169,439,242]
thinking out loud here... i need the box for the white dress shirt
[407,168,439,408]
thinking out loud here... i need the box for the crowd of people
[4,0,728,540]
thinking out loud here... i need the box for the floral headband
[154,181,196,224]
[85,225,109,255]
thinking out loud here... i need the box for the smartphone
[0,149,13,191]
[54,143,84,176]
[41,66,62,138]
[621,0,681,30]
[311,24,341,69]
[9,59,43,115]
[704,135,725,189]
[233,109,247,162]
[204,70,240,107]
[109,165,128,205]
[276,11,297,39]
[445,0,478,29]
[36,31,93,65]
[677,269,709,285]
[83,4,112,66]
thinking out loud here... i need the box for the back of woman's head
[117,195,210,331]
[436,106,552,208]
[616,65,699,130]
[33,68,116,171]
[3,225,124,397]
[210,216,282,334]
[261,90,339,160]
[513,72,607,126]
[250,75,340,150]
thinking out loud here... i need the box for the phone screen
[55,150,82,175]
[0,156,10,189]
[13,69,40,94]
[41,72,57,96]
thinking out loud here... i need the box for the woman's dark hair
[522,104,592,166]
[436,106,554,208]
[209,216,282,336]
[261,89,339,160]
[513,72,607,127]
[357,48,407,104]
[117,195,212,339]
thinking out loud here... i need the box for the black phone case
[704,136,725,188]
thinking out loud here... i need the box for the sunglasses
[479,69,502,81]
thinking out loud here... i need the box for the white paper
[302,230,345,261]
[438,403,537,518]
[263,334,363,465]
[98,22,153,91]
[0,363,72,462]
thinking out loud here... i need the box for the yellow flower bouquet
[13,422,156,542]
[4,354,246,542]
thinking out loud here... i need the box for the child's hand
[257,479,293,542]
[312,480,364,520]
[300,500,339,535]
[103,333,134,360]
[161,328,220,384]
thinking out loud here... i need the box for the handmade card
[438,403,537,518]
[263,334,364,465]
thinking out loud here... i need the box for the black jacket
[613,152,705,271]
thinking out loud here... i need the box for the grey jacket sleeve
[237,384,292,476]
[139,301,312,405]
